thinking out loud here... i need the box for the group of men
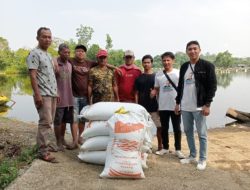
[27,27,217,170]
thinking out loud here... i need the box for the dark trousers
[159,110,182,150]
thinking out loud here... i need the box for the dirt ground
[1,117,250,190]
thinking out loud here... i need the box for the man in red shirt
[115,50,142,102]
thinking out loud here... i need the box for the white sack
[78,151,106,165]
[80,136,110,151]
[82,121,109,139]
[80,102,148,121]
[100,112,146,179]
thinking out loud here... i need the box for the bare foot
[66,143,78,150]
[78,137,83,145]
[56,142,65,152]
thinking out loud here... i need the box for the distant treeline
[0,25,250,74]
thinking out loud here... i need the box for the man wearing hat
[115,50,142,102]
[88,49,119,104]
[70,45,118,145]
[70,44,98,146]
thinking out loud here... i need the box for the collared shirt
[26,47,57,97]
[56,58,74,107]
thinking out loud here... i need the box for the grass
[0,145,37,189]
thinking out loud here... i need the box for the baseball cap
[75,44,87,52]
[124,50,134,57]
[96,49,108,58]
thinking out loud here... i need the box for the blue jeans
[73,96,88,123]
[182,111,207,161]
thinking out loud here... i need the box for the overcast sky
[1,0,250,58]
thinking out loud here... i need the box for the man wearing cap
[88,49,119,104]
[70,44,97,146]
[115,50,142,102]
[70,45,118,145]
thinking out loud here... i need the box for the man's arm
[113,84,119,102]
[29,69,43,109]
[52,57,59,74]
[135,91,139,103]
[205,63,217,106]
[112,74,119,102]
[150,87,159,98]
[88,82,93,105]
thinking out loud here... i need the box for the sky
[1,0,250,58]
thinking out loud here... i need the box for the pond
[0,70,250,129]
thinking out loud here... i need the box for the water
[0,71,250,128]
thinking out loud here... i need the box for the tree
[76,25,94,48]
[153,55,162,68]
[0,49,14,70]
[0,37,9,50]
[65,39,77,57]
[14,48,30,73]
[86,44,100,61]
[105,34,113,51]
[108,49,124,66]
[175,52,189,67]
[201,52,216,63]
[214,51,233,68]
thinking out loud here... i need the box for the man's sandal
[47,144,58,152]
[38,153,59,163]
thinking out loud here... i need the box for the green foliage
[76,25,94,48]
[105,34,113,51]
[65,39,77,57]
[0,145,37,189]
[108,49,124,66]
[0,37,9,50]
[201,52,216,63]
[175,52,189,67]
[134,59,142,69]
[153,55,162,68]
[214,51,233,68]
[17,145,38,164]
[86,44,100,61]
[0,160,18,189]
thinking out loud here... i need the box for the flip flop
[38,153,59,163]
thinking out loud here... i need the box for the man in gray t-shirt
[26,27,58,163]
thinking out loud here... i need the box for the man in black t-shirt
[135,55,162,151]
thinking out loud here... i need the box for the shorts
[54,106,73,126]
[73,96,88,123]
[150,112,161,128]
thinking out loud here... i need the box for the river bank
[1,117,250,190]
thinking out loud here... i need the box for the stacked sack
[78,121,110,165]
[78,102,155,178]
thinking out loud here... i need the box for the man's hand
[115,68,123,76]
[150,88,157,98]
[174,104,181,115]
[202,105,210,116]
[57,97,60,104]
[34,94,43,109]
